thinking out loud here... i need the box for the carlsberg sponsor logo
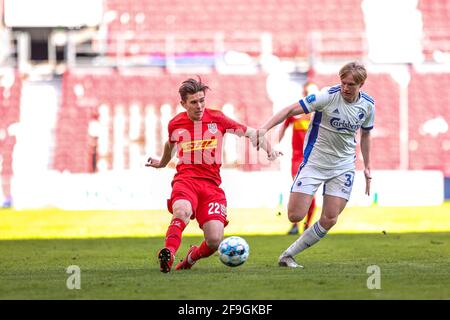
[330,117,360,132]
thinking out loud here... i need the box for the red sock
[165,218,186,255]
[305,197,316,227]
[191,240,216,261]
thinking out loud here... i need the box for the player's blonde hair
[339,62,367,85]
[179,76,210,102]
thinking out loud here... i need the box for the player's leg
[286,186,301,235]
[287,191,314,223]
[317,169,354,231]
[303,196,316,231]
[287,161,302,235]
[279,195,347,268]
[165,199,194,253]
[279,169,353,268]
[279,164,321,267]
[175,220,224,270]
[202,219,224,250]
[159,179,198,273]
[176,185,227,270]
[319,194,347,230]
[278,192,314,268]
[158,199,194,273]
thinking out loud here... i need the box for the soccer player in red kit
[146,77,281,273]
[278,82,318,235]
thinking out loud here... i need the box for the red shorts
[167,177,228,229]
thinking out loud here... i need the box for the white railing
[308,30,368,64]
[62,30,272,68]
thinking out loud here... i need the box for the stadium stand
[408,70,450,176]
[0,69,21,206]
[54,69,275,172]
[103,0,366,59]
[3,0,450,190]
[418,0,450,61]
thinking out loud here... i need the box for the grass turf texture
[1,205,449,299]
[1,233,449,299]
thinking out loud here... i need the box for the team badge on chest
[208,123,218,134]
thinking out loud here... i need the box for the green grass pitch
[0,205,449,299]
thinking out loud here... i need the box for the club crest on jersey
[208,123,218,134]
[357,110,365,120]
[306,94,316,103]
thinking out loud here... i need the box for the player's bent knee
[288,211,306,223]
[172,207,192,223]
[205,237,221,250]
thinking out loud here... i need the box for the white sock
[283,221,328,257]
[187,253,195,265]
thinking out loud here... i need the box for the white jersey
[298,85,375,170]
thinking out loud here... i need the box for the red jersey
[168,108,247,186]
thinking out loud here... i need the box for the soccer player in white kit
[258,62,374,268]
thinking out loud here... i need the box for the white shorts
[291,163,355,200]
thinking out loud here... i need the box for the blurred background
[0,0,449,221]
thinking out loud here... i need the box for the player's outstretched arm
[245,127,283,161]
[261,102,305,134]
[254,102,304,150]
[145,141,175,168]
[278,121,289,144]
[361,129,372,195]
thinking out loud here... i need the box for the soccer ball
[218,236,250,267]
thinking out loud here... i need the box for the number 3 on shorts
[344,173,354,187]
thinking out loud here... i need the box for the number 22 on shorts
[208,202,226,216]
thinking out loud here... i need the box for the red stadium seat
[0,70,21,179]
[103,0,366,58]
[408,70,450,175]
[418,0,450,61]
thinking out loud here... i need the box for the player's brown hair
[339,62,367,85]
[179,77,210,102]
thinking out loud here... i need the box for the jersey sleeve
[298,87,333,114]
[362,103,375,130]
[219,112,247,136]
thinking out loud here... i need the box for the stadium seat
[408,70,450,175]
[418,0,450,61]
[103,0,366,59]
[0,70,22,188]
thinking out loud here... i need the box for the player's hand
[247,128,266,148]
[267,150,283,161]
[256,129,267,150]
[247,130,259,148]
[364,167,372,195]
[145,157,161,168]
